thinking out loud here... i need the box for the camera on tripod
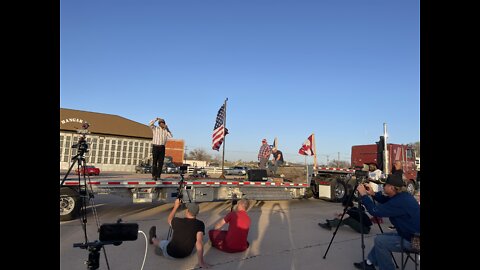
[72,137,89,154]
[71,122,90,155]
[179,165,188,175]
[354,170,369,181]
[73,220,139,269]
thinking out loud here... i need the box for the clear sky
[60,0,420,165]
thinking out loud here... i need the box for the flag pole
[312,133,318,170]
[219,98,228,179]
[305,155,308,184]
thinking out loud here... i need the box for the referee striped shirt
[149,119,172,146]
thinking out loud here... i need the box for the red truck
[310,125,419,202]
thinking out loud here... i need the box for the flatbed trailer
[60,177,309,221]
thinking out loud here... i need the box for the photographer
[149,199,211,268]
[353,174,420,270]
[149,117,172,180]
[318,196,372,234]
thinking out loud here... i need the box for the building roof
[60,108,153,139]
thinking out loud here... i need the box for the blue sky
[60,0,420,164]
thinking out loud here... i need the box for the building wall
[60,108,185,172]
[165,140,185,166]
[60,131,184,172]
[60,131,151,172]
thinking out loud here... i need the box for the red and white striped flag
[299,134,314,156]
[212,104,228,151]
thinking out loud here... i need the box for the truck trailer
[60,174,309,221]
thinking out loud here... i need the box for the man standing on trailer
[149,117,172,180]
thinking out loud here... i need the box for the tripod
[167,170,192,239]
[61,139,113,269]
[323,177,399,269]
[323,177,368,263]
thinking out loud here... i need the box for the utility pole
[183,145,188,164]
[337,152,340,167]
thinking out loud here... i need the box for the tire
[304,187,314,199]
[330,179,347,202]
[60,187,81,221]
[406,180,416,195]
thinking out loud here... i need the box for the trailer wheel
[331,179,347,202]
[406,181,416,195]
[60,187,81,221]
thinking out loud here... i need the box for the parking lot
[60,183,420,270]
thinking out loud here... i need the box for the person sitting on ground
[149,198,211,268]
[353,174,420,270]
[318,196,373,234]
[209,198,251,253]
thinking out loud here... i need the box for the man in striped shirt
[149,117,172,180]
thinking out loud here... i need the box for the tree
[410,141,420,157]
[327,160,350,168]
[188,148,212,161]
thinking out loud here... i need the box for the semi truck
[310,124,419,202]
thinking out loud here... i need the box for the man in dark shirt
[270,148,284,176]
[391,160,403,178]
[149,199,211,268]
[353,174,420,270]
[318,196,373,234]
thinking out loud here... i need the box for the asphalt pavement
[60,191,420,270]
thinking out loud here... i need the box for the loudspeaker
[247,169,268,181]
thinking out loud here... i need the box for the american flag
[212,104,228,151]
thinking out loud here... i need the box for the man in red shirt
[209,199,251,253]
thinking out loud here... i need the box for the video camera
[354,169,384,184]
[72,136,89,154]
[179,165,188,175]
[354,170,369,181]
[71,122,91,155]
[73,220,138,269]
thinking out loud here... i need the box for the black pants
[152,145,166,179]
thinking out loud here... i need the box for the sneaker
[318,222,332,230]
[149,226,156,244]
[388,225,396,230]
[353,260,376,270]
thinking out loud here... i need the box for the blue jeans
[269,160,283,174]
[367,232,412,270]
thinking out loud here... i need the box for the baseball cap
[158,118,165,123]
[384,174,404,187]
[185,203,199,216]
[262,138,267,142]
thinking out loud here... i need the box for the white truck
[224,166,249,176]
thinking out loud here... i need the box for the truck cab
[351,143,418,195]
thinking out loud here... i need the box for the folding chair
[401,233,420,270]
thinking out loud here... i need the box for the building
[60,108,184,172]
